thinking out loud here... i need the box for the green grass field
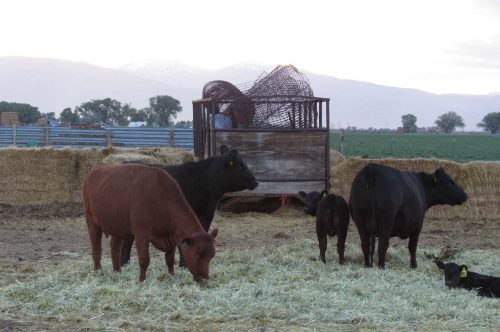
[330,132,500,161]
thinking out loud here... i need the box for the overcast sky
[1,0,499,95]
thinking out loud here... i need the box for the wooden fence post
[12,124,16,147]
[106,129,112,147]
[339,129,344,154]
[169,129,175,147]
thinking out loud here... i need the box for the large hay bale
[329,149,346,168]
[0,148,104,204]
[0,147,195,205]
[331,158,500,220]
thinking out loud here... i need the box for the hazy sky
[1,0,499,95]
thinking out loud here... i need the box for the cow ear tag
[229,160,234,167]
[180,241,189,249]
[460,267,468,278]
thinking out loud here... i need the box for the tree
[477,112,500,134]
[75,98,126,126]
[0,101,41,124]
[127,108,148,122]
[41,112,56,120]
[434,111,465,133]
[401,114,417,133]
[148,95,182,127]
[174,120,193,128]
[59,108,80,125]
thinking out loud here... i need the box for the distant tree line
[400,111,499,134]
[1,98,499,133]
[0,95,193,128]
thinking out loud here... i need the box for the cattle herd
[82,145,499,298]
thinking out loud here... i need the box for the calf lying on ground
[83,163,217,282]
[435,260,500,298]
[299,191,350,264]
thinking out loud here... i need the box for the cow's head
[180,229,218,283]
[299,190,327,216]
[220,145,259,192]
[430,167,468,206]
[435,260,468,288]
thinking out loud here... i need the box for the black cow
[349,163,468,269]
[120,145,258,266]
[435,260,500,298]
[299,190,350,264]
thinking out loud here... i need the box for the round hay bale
[102,152,159,164]
[102,148,196,165]
[330,149,346,168]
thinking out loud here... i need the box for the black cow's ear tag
[460,266,468,278]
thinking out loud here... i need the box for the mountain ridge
[1,56,498,130]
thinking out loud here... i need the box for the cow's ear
[220,145,229,155]
[459,265,468,278]
[223,154,234,167]
[210,228,218,239]
[434,259,445,270]
[298,191,307,198]
[434,167,445,179]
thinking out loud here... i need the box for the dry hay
[0,148,103,205]
[331,158,500,220]
[0,147,195,205]
[329,149,346,168]
[103,147,196,164]
[0,239,498,331]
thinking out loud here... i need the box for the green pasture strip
[1,241,499,331]
[330,133,500,161]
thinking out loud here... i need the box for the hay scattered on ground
[1,240,498,331]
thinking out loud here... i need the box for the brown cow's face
[180,229,218,282]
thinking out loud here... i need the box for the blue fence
[0,126,194,149]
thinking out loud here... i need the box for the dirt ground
[0,201,498,331]
[0,201,498,268]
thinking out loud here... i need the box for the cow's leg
[165,250,175,275]
[86,220,102,270]
[135,238,150,282]
[359,231,372,268]
[316,219,328,263]
[110,236,123,272]
[336,223,348,265]
[120,239,134,267]
[317,234,328,264]
[177,247,186,268]
[377,236,390,269]
[408,233,420,269]
[370,236,376,267]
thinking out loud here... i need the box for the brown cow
[83,163,218,282]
